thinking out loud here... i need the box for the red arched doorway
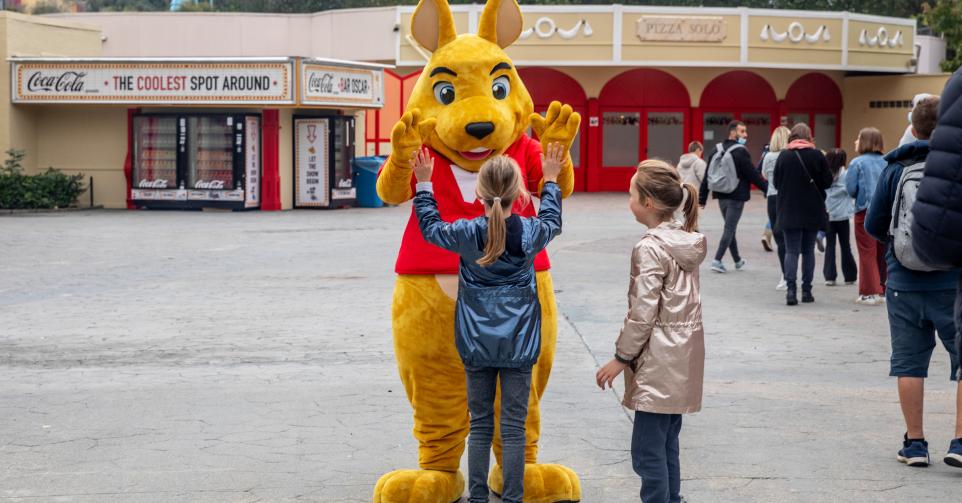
[518,67,588,191]
[597,69,691,191]
[784,73,843,149]
[699,71,777,163]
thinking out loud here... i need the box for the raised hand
[410,146,435,183]
[540,142,565,184]
[390,108,437,169]
[530,101,581,155]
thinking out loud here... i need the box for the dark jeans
[632,411,683,503]
[715,199,745,262]
[886,289,959,380]
[823,220,858,283]
[783,229,817,294]
[767,195,786,275]
[465,365,532,503]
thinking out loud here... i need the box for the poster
[294,119,330,208]
[245,116,261,208]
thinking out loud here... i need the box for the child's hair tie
[493,197,502,204]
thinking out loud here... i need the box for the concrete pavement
[0,193,959,502]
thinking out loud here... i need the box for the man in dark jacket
[911,69,962,467]
[865,95,961,468]
[699,120,769,273]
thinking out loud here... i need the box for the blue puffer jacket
[414,181,563,368]
[845,153,886,213]
[912,68,962,270]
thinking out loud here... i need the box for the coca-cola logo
[307,72,335,94]
[195,180,225,189]
[26,71,87,93]
[139,179,169,188]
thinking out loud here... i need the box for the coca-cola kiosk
[131,113,261,210]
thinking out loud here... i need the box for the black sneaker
[898,434,930,467]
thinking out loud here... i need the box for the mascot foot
[373,469,465,503]
[488,463,581,503]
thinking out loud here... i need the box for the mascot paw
[488,463,581,503]
[373,469,465,503]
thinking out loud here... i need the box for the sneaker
[825,280,837,286]
[897,435,930,467]
[945,438,962,468]
[844,281,856,286]
[710,260,727,273]
[776,279,788,290]
[734,259,746,270]
[855,295,883,306]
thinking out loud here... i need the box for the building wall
[841,73,951,159]
[33,106,128,208]
[0,11,101,171]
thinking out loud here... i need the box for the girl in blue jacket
[410,143,565,503]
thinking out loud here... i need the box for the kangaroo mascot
[374,0,581,501]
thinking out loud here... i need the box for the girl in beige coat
[596,159,707,503]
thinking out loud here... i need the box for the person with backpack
[910,69,962,468]
[698,120,769,274]
[772,123,833,305]
[865,95,961,468]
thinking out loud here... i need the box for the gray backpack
[889,161,948,271]
[706,142,744,194]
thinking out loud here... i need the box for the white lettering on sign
[195,180,226,190]
[139,179,169,188]
[245,116,261,208]
[636,16,727,43]
[301,63,384,108]
[13,61,294,104]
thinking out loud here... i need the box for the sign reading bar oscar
[636,16,727,43]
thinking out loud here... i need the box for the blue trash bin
[352,156,387,208]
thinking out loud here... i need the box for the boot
[786,290,798,306]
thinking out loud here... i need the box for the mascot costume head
[374,0,581,501]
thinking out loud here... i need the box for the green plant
[30,1,65,15]
[923,0,962,72]
[0,149,86,210]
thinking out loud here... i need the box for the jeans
[632,411,683,503]
[854,211,887,296]
[767,196,786,276]
[783,229,817,294]
[823,220,858,283]
[715,199,745,262]
[886,289,959,380]
[465,365,532,503]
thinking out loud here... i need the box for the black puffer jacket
[912,69,962,270]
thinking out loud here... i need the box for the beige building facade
[3,6,951,208]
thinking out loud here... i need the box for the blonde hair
[769,126,791,153]
[476,156,530,266]
[633,159,699,232]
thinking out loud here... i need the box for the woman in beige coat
[596,159,707,503]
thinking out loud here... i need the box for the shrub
[0,150,86,210]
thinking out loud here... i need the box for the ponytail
[478,199,507,266]
[680,183,699,232]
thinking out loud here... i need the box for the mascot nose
[465,122,495,140]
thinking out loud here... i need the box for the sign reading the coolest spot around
[12,60,295,104]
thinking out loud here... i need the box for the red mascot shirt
[385,134,552,275]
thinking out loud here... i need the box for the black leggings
[824,220,858,283]
[767,196,786,276]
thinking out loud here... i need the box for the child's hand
[540,142,566,184]
[596,358,628,390]
[410,146,434,183]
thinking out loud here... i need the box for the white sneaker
[776,279,788,290]
[855,295,883,306]
[825,280,837,286]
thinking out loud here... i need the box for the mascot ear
[478,0,523,49]
[411,0,458,52]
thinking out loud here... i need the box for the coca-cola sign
[194,180,226,190]
[300,62,384,108]
[12,59,295,104]
[139,179,170,188]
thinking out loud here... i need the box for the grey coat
[414,182,563,368]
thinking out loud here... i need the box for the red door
[785,73,844,150]
[596,69,691,192]
[518,68,588,192]
[698,71,780,165]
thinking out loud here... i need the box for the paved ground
[1,194,959,502]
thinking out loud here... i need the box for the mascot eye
[492,76,510,100]
[433,82,455,105]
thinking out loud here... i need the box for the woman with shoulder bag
[773,123,834,305]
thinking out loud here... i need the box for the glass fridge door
[132,116,178,190]
[331,117,356,201]
[187,115,235,190]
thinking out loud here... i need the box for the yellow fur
[374,1,581,501]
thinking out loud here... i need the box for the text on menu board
[301,64,383,107]
[13,62,294,103]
